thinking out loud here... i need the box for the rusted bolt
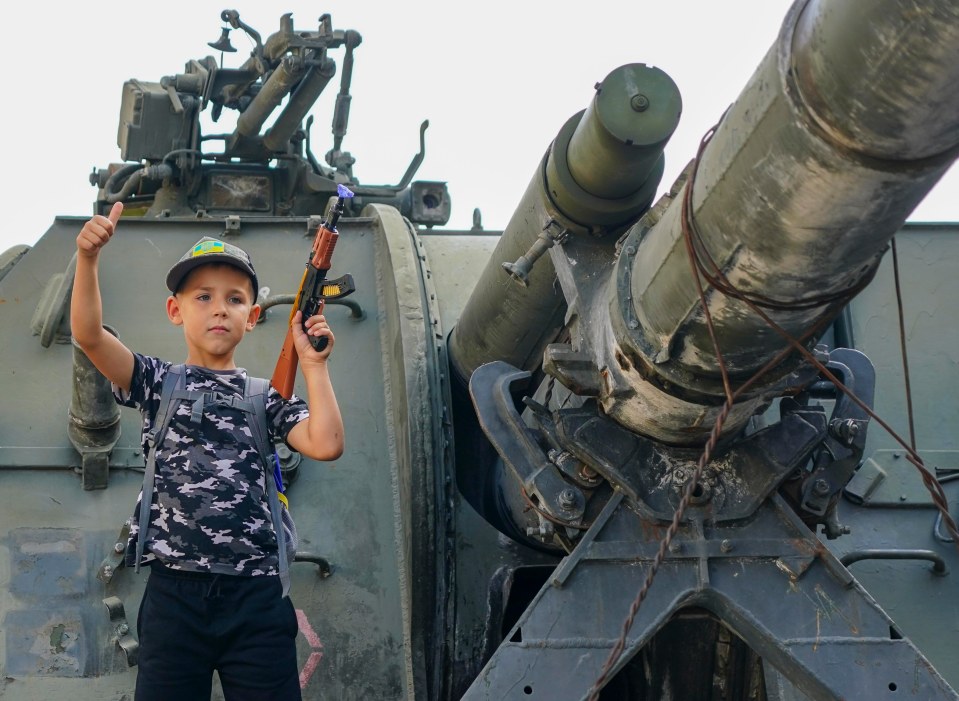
[630,94,650,112]
[578,464,599,482]
[559,489,577,509]
[674,469,687,483]
[813,479,830,496]
[721,539,733,553]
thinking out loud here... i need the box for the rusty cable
[587,117,959,699]
[590,122,751,699]
[680,122,959,547]
[681,132,734,405]
[586,400,732,700]
[544,375,556,410]
[679,126,959,547]
[934,473,959,543]
[738,297,959,548]
[891,238,917,451]
[681,167,879,314]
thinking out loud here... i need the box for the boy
[71,202,343,700]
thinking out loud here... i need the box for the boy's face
[166,263,261,369]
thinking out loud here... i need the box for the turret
[95,11,451,227]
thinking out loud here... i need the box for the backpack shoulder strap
[245,376,292,598]
[244,377,274,484]
[245,377,287,503]
[135,363,186,572]
[152,364,186,442]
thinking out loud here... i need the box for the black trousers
[135,562,302,701]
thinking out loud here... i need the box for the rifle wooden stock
[270,265,309,399]
[271,327,299,400]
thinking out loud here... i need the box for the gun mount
[451,0,959,697]
[1,1,958,699]
[91,10,450,227]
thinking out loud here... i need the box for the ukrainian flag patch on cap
[192,240,226,257]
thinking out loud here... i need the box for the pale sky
[1,1,954,252]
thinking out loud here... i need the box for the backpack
[136,364,297,597]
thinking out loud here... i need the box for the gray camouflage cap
[166,237,259,302]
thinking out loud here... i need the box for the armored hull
[1,2,958,699]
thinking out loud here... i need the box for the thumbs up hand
[76,202,123,259]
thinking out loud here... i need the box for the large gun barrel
[601,0,959,444]
[452,0,959,446]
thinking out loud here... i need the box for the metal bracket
[551,401,827,521]
[798,348,875,529]
[471,360,828,531]
[543,344,602,397]
[97,521,131,585]
[103,596,138,667]
[502,218,571,287]
[81,451,111,490]
[223,214,241,235]
[469,361,586,524]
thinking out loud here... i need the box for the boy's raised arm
[285,310,345,462]
[70,202,135,392]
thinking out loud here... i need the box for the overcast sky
[1,1,954,252]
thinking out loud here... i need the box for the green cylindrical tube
[449,65,681,381]
[565,64,681,200]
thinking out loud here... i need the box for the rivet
[630,94,650,112]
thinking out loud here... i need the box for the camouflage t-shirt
[114,353,310,576]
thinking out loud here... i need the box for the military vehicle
[1,1,957,699]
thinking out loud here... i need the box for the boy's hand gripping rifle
[271,184,356,399]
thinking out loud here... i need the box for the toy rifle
[271,184,356,399]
